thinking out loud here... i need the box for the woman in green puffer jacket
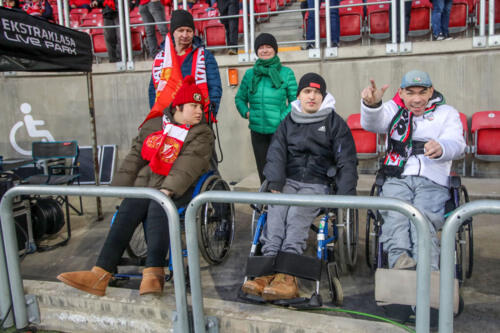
[235,33,297,184]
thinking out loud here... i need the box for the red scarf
[141,115,190,176]
[142,34,183,128]
[151,43,215,123]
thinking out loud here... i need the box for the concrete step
[25,280,406,333]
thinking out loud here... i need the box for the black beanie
[297,73,327,98]
[254,33,278,55]
[170,10,195,34]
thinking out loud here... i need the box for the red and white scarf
[152,44,215,123]
[141,115,190,176]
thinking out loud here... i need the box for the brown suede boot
[139,267,165,295]
[262,273,299,301]
[57,266,112,296]
[241,275,275,296]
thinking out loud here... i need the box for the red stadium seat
[204,20,226,46]
[449,0,469,33]
[91,32,108,57]
[339,0,364,41]
[80,17,104,34]
[471,111,500,176]
[255,0,271,22]
[452,112,470,175]
[366,0,390,39]
[238,9,244,34]
[409,0,432,36]
[129,6,140,18]
[347,113,382,173]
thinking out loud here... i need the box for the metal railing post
[387,0,398,53]
[56,0,64,25]
[474,0,487,47]
[62,0,70,27]
[0,217,15,328]
[184,191,432,333]
[122,0,134,70]
[0,185,188,332]
[439,200,500,333]
[117,0,127,70]
[249,0,256,61]
[487,0,500,46]
[239,0,250,62]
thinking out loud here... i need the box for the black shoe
[305,43,314,50]
[332,42,339,47]
[433,33,445,41]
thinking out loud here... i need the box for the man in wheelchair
[360,70,466,271]
[241,73,358,301]
[57,76,215,296]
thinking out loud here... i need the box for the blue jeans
[431,0,453,36]
[306,0,339,44]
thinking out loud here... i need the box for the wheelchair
[111,169,235,282]
[239,180,360,307]
[365,173,474,284]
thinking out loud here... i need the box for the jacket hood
[290,92,336,124]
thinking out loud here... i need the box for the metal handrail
[0,185,188,332]
[184,191,432,333]
[439,200,500,333]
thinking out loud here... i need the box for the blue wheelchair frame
[242,202,344,307]
[110,170,235,281]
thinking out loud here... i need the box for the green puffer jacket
[235,65,297,134]
[111,112,215,199]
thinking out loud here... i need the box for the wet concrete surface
[18,192,500,332]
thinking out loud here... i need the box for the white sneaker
[393,253,417,270]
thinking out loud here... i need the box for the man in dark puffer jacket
[241,73,358,301]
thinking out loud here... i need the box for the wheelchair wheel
[197,175,235,265]
[126,224,147,260]
[327,263,343,306]
[460,185,474,279]
[343,208,359,268]
[365,209,381,272]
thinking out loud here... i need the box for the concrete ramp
[25,280,406,332]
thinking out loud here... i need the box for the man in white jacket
[360,70,466,271]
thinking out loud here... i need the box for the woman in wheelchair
[360,70,466,271]
[57,76,215,296]
[241,73,358,301]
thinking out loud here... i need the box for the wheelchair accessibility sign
[9,103,55,156]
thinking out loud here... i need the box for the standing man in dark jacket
[217,0,239,55]
[241,72,358,301]
[148,10,222,116]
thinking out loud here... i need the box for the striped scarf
[382,91,445,177]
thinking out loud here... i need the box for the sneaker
[227,49,238,55]
[433,34,445,41]
[444,34,453,40]
[393,253,417,270]
[305,43,315,50]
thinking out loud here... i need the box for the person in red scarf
[57,76,215,296]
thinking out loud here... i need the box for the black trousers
[219,0,239,47]
[250,130,274,184]
[96,198,169,272]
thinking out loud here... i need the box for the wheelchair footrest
[238,287,323,308]
[245,251,322,281]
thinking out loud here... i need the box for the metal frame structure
[184,191,433,333]
[439,200,500,333]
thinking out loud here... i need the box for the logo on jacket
[317,125,326,132]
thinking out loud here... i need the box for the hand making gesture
[361,79,389,107]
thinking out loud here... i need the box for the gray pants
[380,175,450,271]
[103,16,121,62]
[139,1,168,57]
[260,178,329,256]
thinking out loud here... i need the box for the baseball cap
[400,70,433,89]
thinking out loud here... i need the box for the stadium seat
[238,9,244,34]
[347,113,382,173]
[80,17,104,34]
[339,0,364,41]
[471,111,500,176]
[255,0,271,22]
[366,0,390,39]
[204,20,226,47]
[452,112,470,175]
[131,27,145,57]
[449,0,469,34]
[129,6,140,19]
[409,0,432,37]
[91,32,108,58]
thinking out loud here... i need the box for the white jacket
[360,97,466,187]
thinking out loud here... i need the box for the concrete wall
[1,39,499,182]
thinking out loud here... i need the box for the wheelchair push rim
[197,175,235,265]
